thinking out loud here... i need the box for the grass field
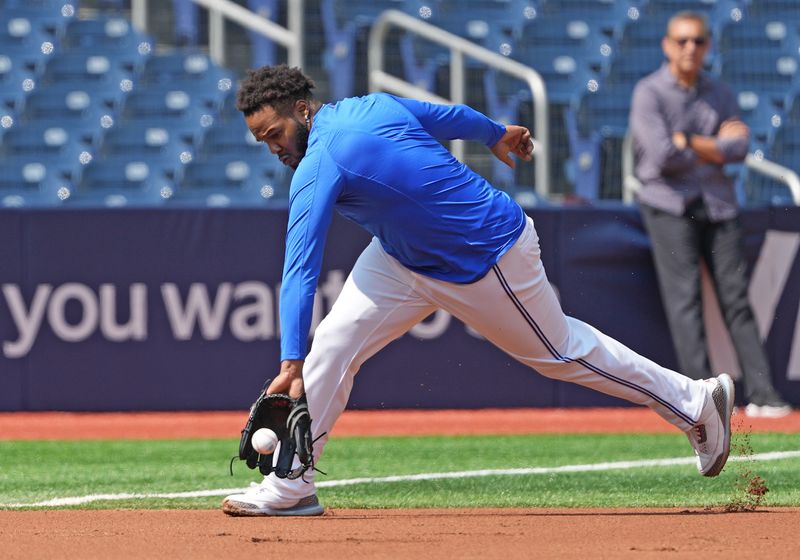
[1,432,799,510]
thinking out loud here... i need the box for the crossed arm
[671,119,749,165]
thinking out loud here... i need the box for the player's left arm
[490,125,534,169]
[391,96,532,169]
[391,95,506,146]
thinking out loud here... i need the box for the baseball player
[222,65,734,517]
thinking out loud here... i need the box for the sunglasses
[670,36,708,47]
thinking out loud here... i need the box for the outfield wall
[1,206,798,411]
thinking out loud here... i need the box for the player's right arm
[271,147,344,396]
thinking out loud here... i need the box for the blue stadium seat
[319,0,407,99]
[513,46,598,104]
[121,86,214,131]
[247,0,279,68]
[1,120,91,160]
[641,0,739,18]
[718,18,796,52]
[602,47,664,88]
[517,13,613,78]
[75,155,174,206]
[139,51,235,110]
[0,3,75,40]
[0,10,55,46]
[743,0,800,22]
[22,85,113,145]
[173,157,291,207]
[539,0,631,36]
[786,91,800,123]
[734,89,783,146]
[41,52,134,108]
[0,58,37,114]
[616,16,669,51]
[0,157,72,206]
[60,16,154,74]
[99,122,195,177]
[400,0,537,93]
[719,52,799,105]
[196,119,268,160]
[740,124,800,205]
[566,83,636,200]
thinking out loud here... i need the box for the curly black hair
[236,64,316,117]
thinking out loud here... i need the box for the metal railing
[130,0,304,69]
[622,130,800,206]
[367,9,550,196]
[744,153,800,205]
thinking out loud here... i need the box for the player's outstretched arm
[267,359,306,398]
[491,125,534,169]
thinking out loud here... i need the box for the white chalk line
[2,450,799,509]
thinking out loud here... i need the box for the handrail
[130,0,304,69]
[744,153,800,205]
[367,9,550,197]
[622,130,800,206]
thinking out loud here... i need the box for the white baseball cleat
[222,482,324,516]
[686,373,734,477]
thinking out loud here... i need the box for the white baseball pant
[264,216,708,499]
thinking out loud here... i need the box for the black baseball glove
[237,384,317,480]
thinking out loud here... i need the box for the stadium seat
[719,52,799,105]
[785,91,800,123]
[121,86,214,131]
[196,119,267,159]
[174,157,291,207]
[22,85,114,145]
[60,16,154,74]
[734,89,783,146]
[641,0,739,18]
[75,154,175,206]
[99,122,195,177]
[319,0,407,100]
[139,51,235,110]
[601,47,664,88]
[0,157,72,206]
[718,18,796,52]
[41,52,134,108]
[743,0,800,22]
[399,0,537,94]
[0,3,75,40]
[247,0,279,68]
[518,13,612,73]
[0,58,37,115]
[538,0,630,35]
[566,83,636,200]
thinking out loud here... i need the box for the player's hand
[718,119,749,140]
[490,125,534,169]
[267,359,305,399]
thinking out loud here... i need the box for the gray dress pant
[640,199,780,404]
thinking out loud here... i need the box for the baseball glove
[237,384,317,480]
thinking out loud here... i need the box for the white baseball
[251,428,278,454]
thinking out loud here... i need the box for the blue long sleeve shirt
[280,93,526,359]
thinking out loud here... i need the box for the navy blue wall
[0,206,798,410]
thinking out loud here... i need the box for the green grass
[1,433,798,510]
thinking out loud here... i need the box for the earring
[305,114,310,127]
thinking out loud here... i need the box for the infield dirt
[2,408,799,559]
